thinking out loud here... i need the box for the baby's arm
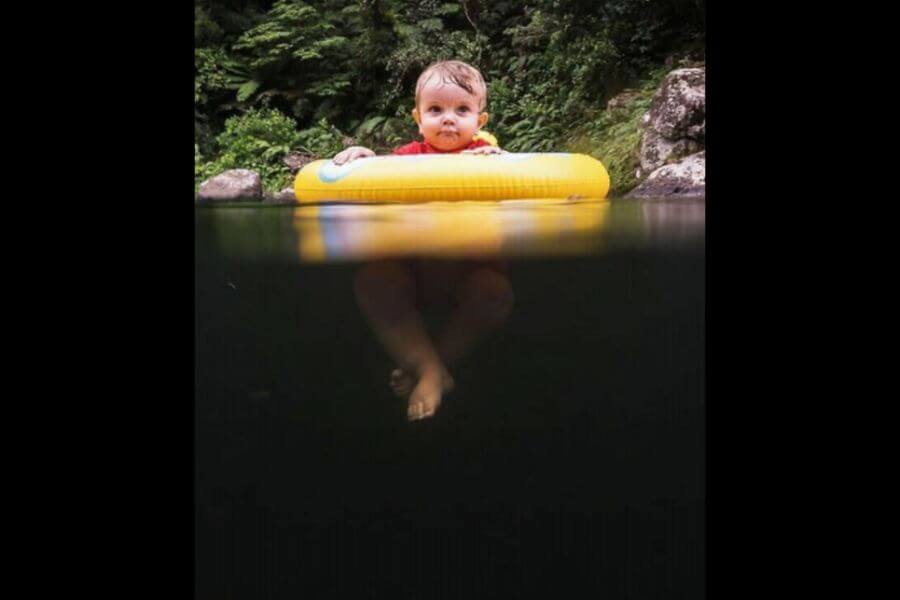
[461,146,505,155]
[333,146,375,165]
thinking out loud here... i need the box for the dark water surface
[195,198,705,598]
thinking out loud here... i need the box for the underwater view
[195,196,705,597]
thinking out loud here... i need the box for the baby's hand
[333,146,375,165]
[462,146,506,155]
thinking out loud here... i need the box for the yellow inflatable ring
[293,153,610,204]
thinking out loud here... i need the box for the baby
[334,59,504,163]
[334,60,514,421]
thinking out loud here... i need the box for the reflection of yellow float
[294,153,610,204]
[295,199,610,262]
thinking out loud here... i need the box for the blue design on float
[318,159,370,183]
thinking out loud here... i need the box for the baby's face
[414,80,487,152]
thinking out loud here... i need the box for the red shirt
[392,138,493,155]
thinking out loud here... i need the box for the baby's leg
[436,263,515,367]
[391,262,514,379]
[353,260,453,420]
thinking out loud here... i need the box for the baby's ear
[412,108,424,134]
[478,112,489,128]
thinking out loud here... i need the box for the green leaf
[358,115,387,136]
[237,80,261,102]
[506,120,530,133]
[417,18,444,32]
[437,4,461,15]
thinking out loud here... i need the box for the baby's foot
[407,367,454,421]
[389,368,416,398]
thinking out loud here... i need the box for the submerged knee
[461,269,514,323]
[353,261,415,320]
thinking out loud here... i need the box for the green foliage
[485,7,629,152]
[196,107,305,192]
[565,67,669,196]
[233,1,347,72]
[229,0,352,109]
[294,117,347,158]
[195,47,232,106]
[195,4,224,47]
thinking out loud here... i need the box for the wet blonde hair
[414,60,487,111]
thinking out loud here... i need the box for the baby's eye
[457,106,470,113]
[428,106,441,113]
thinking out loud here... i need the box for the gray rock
[647,68,705,141]
[263,187,298,205]
[637,67,705,174]
[197,169,262,203]
[627,152,705,199]
[639,128,702,174]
